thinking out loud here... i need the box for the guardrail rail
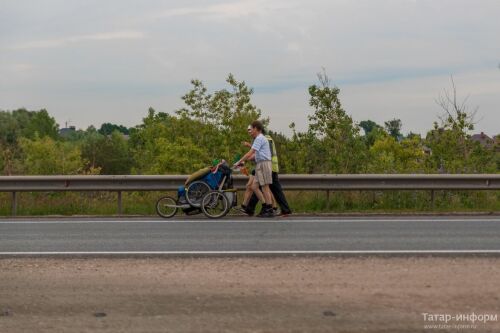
[1,174,499,216]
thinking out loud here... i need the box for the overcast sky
[1,0,499,136]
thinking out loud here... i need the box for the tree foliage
[291,70,366,173]
[81,129,132,174]
[19,135,84,175]
[384,118,403,141]
[98,123,130,136]
[368,135,426,173]
[425,76,496,173]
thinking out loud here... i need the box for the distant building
[471,132,494,149]
[106,133,130,140]
[422,145,432,155]
[59,126,76,137]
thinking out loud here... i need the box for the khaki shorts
[255,161,273,186]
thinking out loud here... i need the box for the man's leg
[238,176,257,216]
[242,170,258,214]
[252,163,266,205]
[269,172,292,214]
[262,185,273,205]
[256,184,274,218]
[271,194,278,210]
[256,161,275,217]
[251,177,266,203]
[242,176,254,206]
[248,189,276,215]
[246,193,259,214]
[261,162,274,207]
[247,167,275,214]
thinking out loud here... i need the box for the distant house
[59,126,76,138]
[422,145,432,156]
[470,132,494,149]
[106,133,130,140]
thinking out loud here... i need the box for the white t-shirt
[251,133,272,162]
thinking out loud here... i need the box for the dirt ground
[1,257,499,333]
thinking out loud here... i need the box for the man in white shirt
[234,120,274,217]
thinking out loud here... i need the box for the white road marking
[1,250,500,255]
[0,218,499,224]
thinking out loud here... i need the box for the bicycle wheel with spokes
[186,181,211,207]
[156,196,178,218]
[201,191,229,219]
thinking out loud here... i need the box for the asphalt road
[0,215,499,255]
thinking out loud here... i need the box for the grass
[0,190,498,216]
[284,190,499,214]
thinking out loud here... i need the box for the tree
[359,120,385,147]
[81,127,132,174]
[425,76,496,173]
[80,127,102,170]
[130,74,266,174]
[144,137,209,174]
[384,118,402,141]
[24,109,59,139]
[359,120,381,136]
[495,135,500,172]
[176,74,265,160]
[129,108,215,174]
[98,123,130,136]
[0,111,19,145]
[0,144,20,175]
[0,108,58,144]
[0,109,59,175]
[435,76,477,133]
[278,122,319,173]
[367,135,426,173]
[19,135,84,175]
[304,69,366,173]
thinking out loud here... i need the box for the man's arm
[242,142,255,160]
[235,148,256,166]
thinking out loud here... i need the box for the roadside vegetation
[0,190,498,216]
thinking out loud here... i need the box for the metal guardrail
[1,174,499,216]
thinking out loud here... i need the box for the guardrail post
[430,190,435,210]
[326,190,330,210]
[11,191,17,216]
[117,191,123,215]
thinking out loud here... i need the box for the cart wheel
[156,196,178,218]
[186,181,211,207]
[201,191,229,219]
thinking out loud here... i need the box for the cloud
[8,31,145,50]
[152,0,296,21]
[154,0,262,19]
[1,0,499,136]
